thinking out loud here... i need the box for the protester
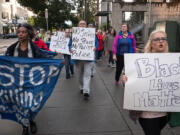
[104,28,116,68]
[5,23,57,135]
[38,29,49,42]
[32,27,51,51]
[88,24,99,77]
[64,28,74,79]
[69,20,98,99]
[112,22,136,85]
[96,29,104,61]
[121,30,168,135]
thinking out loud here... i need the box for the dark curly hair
[17,23,34,39]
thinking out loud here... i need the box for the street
[0,38,180,135]
[0,38,17,55]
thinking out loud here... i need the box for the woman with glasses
[121,30,168,135]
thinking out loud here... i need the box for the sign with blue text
[124,53,180,112]
[0,56,63,126]
[71,27,95,60]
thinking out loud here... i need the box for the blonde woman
[122,30,168,135]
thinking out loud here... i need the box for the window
[2,12,9,19]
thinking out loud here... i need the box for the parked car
[3,33,17,39]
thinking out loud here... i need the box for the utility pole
[45,8,49,31]
[84,0,87,22]
[148,0,152,28]
[107,2,110,30]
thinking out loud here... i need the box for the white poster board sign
[50,32,70,55]
[124,53,180,112]
[71,27,95,60]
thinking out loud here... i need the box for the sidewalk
[0,56,180,135]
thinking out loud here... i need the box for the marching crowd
[2,19,170,135]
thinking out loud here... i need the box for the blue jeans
[64,54,74,77]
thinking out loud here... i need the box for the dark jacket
[5,40,56,58]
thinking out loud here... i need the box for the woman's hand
[93,47,96,52]
[121,75,128,84]
[113,55,117,61]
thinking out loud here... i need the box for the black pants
[108,51,114,64]
[139,116,168,135]
[115,55,124,82]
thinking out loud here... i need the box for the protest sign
[50,32,70,55]
[71,27,95,60]
[124,53,180,112]
[0,56,63,126]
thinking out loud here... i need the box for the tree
[73,0,97,24]
[17,0,78,30]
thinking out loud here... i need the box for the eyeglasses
[152,37,167,42]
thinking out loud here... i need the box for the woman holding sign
[122,30,168,135]
[112,23,136,85]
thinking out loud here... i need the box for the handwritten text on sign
[123,53,180,112]
[71,27,95,60]
[50,32,70,55]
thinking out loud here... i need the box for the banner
[124,53,180,112]
[71,27,95,60]
[50,32,70,55]
[0,56,63,126]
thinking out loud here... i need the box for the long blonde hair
[144,30,168,53]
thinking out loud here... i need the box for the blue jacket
[112,31,136,55]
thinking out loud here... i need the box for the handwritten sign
[50,32,70,55]
[71,27,95,60]
[123,53,180,112]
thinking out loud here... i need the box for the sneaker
[115,81,119,85]
[22,127,29,135]
[30,120,37,134]
[91,74,94,78]
[66,75,70,79]
[84,93,90,100]
[107,63,111,67]
[80,89,83,94]
[111,64,116,68]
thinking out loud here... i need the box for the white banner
[71,27,95,60]
[124,53,180,112]
[50,32,70,55]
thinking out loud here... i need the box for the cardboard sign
[124,53,180,112]
[50,32,70,55]
[71,27,95,60]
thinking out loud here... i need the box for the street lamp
[45,8,49,31]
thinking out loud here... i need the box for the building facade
[97,0,112,30]
[111,1,180,42]
[0,0,34,35]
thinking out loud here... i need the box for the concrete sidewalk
[0,56,180,135]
